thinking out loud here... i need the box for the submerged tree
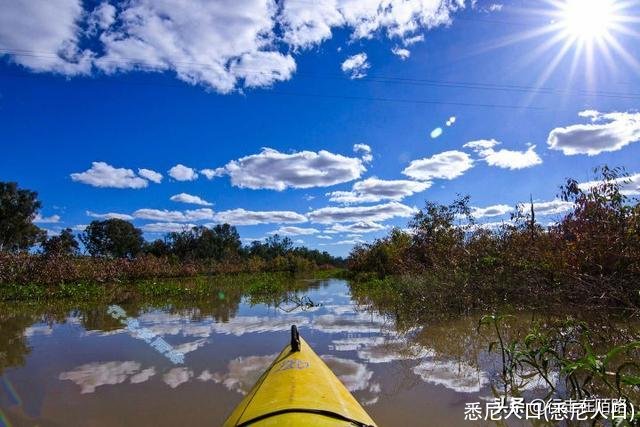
[0,182,45,252]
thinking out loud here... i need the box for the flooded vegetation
[1,278,638,426]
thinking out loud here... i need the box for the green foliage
[348,168,640,310]
[41,228,79,256]
[0,182,45,252]
[80,219,144,258]
[479,315,640,423]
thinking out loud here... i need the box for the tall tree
[0,182,45,252]
[41,228,79,256]
[80,219,144,258]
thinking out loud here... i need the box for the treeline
[0,182,342,286]
[348,167,640,310]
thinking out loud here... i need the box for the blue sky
[1,0,639,255]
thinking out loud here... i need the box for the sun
[560,0,615,41]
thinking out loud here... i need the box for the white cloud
[163,367,193,389]
[279,0,461,48]
[470,204,513,218]
[403,150,474,181]
[327,177,431,204]
[87,2,117,34]
[270,226,319,236]
[309,201,416,224]
[34,214,61,224]
[578,173,640,196]
[353,143,373,163]
[133,208,214,222]
[59,361,148,394]
[464,139,542,170]
[1,0,465,91]
[326,221,387,234]
[547,110,640,156]
[0,0,92,75]
[230,51,296,88]
[391,46,411,60]
[170,193,213,207]
[142,222,196,233]
[413,359,489,393]
[341,53,370,79]
[316,235,333,240]
[211,208,307,225]
[216,148,365,191]
[86,210,135,221]
[95,0,295,93]
[522,199,575,216]
[201,168,226,180]
[70,162,149,189]
[138,168,163,184]
[168,164,198,181]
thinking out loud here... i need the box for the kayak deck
[222,326,377,427]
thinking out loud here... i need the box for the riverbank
[0,269,345,301]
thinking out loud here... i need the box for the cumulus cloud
[464,139,542,170]
[341,53,370,79]
[168,164,198,181]
[327,177,431,204]
[391,46,411,60]
[200,168,226,180]
[59,361,151,393]
[279,0,461,49]
[71,162,149,189]
[215,148,365,190]
[402,150,474,181]
[133,208,214,222]
[34,214,61,224]
[138,168,163,184]
[86,210,135,221]
[1,0,464,92]
[547,110,640,156]
[308,201,416,224]
[269,226,319,236]
[211,208,307,225]
[0,0,92,75]
[326,221,387,234]
[170,193,213,207]
[353,143,373,163]
[163,367,193,389]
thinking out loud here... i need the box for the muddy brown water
[0,278,635,426]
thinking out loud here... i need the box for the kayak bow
[222,325,377,427]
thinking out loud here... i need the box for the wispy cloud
[327,178,430,204]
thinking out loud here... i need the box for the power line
[1,47,638,102]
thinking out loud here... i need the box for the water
[0,278,634,426]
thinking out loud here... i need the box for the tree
[0,182,45,252]
[166,224,241,261]
[80,219,144,258]
[144,238,172,257]
[42,228,79,256]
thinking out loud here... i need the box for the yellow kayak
[222,325,377,427]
